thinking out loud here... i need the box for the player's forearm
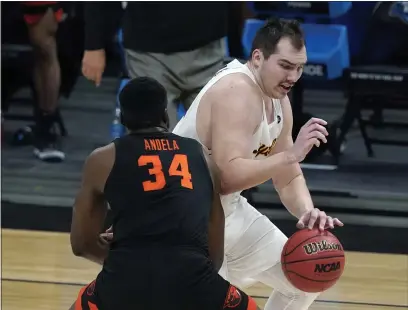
[276,174,314,219]
[72,239,109,265]
[220,151,294,194]
[208,227,224,272]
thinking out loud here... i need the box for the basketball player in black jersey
[69,77,260,310]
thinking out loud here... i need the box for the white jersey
[173,59,284,217]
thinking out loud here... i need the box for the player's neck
[246,61,268,97]
[129,126,168,134]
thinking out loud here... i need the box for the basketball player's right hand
[82,49,106,87]
[289,118,328,163]
[99,226,113,245]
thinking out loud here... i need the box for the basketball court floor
[2,229,407,310]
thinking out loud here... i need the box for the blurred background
[1,1,408,310]
[1,2,408,308]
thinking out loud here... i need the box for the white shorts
[219,195,288,288]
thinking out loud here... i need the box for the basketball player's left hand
[296,208,344,231]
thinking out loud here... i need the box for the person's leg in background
[125,38,225,129]
[178,38,226,112]
[226,2,254,59]
[24,3,65,161]
[124,49,181,129]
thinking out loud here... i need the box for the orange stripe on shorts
[88,301,98,310]
[74,286,86,310]
[247,296,258,310]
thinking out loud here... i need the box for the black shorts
[74,277,258,310]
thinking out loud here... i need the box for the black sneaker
[33,113,65,162]
[33,129,65,162]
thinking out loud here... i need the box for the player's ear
[251,48,264,69]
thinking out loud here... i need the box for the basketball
[281,228,345,293]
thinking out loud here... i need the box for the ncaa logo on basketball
[303,240,342,255]
[314,261,341,273]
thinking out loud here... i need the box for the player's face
[257,38,307,99]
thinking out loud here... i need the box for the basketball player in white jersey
[173,18,344,310]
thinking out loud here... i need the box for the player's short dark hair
[118,77,168,130]
[251,17,305,59]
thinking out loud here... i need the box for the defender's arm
[202,148,225,271]
[70,145,114,264]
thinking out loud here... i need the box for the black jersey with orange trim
[101,131,215,269]
[103,132,213,253]
[93,132,217,308]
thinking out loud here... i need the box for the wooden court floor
[2,229,408,310]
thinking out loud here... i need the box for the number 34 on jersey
[139,138,193,192]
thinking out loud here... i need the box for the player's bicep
[210,78,261,178]
[70,151,108,255]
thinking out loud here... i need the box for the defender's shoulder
[86,142,115,165]
[81,143,115,192]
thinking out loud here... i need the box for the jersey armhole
[102,141,118,194]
